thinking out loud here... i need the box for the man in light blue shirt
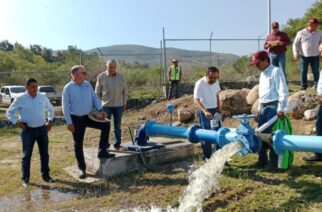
[250,51,289,168]
[62,65,115,179]
[6,78,55,187]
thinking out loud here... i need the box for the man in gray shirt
[95,59,128,150]
[293,18,322,90]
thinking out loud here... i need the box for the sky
[0,0,318,55]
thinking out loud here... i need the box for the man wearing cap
[167,58,182,100]
[293,18,322,90]
[6,78,55,187]
[193,66,222,160]
[95,59,128,151]
[250,51,288,168]
[264,21,291,81]
[62,65,115,179]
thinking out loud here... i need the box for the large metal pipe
[273,130,322,155]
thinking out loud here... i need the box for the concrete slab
[64,166,101,183]
[83,137,194,178]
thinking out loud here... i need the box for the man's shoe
[79,170,86,179]
[302,155,322,162]
[251,161,268,168]
[43,175,54,182]
[98,152,116,159]
[114,146,127,151]
[22,180,29,188]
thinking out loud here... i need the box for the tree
[0,40,14,52]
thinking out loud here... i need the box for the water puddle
[0,187,78,211]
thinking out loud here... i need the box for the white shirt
[193,76,221,109]
[258,64,289,112]
[317,70,322,96]
[292,28,322,57]
[6,92,54,127]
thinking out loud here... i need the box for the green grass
[1,120,322,211]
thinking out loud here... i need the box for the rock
[251,99,259,115]
[178,108,193,123]
[173,121,182,126]
[288,91,319,119]
[241,88,250,99]
[308,73,314,81]
[304,125,315,135]
[304,108,318,120]
[245,75,259,83]
[219,89,251,116]
[246,84,259,105]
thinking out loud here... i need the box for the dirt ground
[0,95,321,211]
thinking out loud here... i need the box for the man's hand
[277,111,285,119]
[67,124,75,133]
[46,121,52,132]
[16,121,27,129]
[204,110,214,120]
[123,104,127,111]
[293,54,299,61]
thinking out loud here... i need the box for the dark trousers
[71,115,110,171]
[168,80,180,99]
[197,108,221,160]
[315,106,322,157]
[103,106,123,148]
[258,102,278,165]
[300,55,320,89]
[20,126,50,182]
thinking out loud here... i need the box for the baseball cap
[249,51,269,66]
[309,18,319,24]
[272,22,279,28]
[172,58,179,63]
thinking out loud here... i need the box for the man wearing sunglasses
[62,65,115,179]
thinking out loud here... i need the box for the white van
[0,86,26,105]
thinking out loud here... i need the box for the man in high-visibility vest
[167,58,182,100]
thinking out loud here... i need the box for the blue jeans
[258,102,278,165]
[168,80,180,99]
[20,126,50,182]
[270,52,287,82]
[197,108,221,160]
[315,106,322,157]
[103,106,123,147]
[300,55,320,89]
[71,115,110,171]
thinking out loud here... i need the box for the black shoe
[251,161,268,168]
[302,155,322,162]
[22,180,29,188]
[42,175,54,182]
[79,170,86,179]
[98,152,116,159]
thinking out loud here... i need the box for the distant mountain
[86,44,239,67]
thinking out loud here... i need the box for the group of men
[5,17,322,187]
[6,59,128,187]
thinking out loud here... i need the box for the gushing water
[177,142,242,212]
[126,142,242,212]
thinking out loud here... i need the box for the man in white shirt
[6,78,55,187]
[193,66,222,160]
[249,51,288,168]
[293,18,322,90]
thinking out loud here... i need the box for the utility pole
[209,31,214,65]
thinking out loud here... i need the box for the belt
[71,114,88,118]
[27,125,45,129]
[261,100,278,107]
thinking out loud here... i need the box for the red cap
[272,22,279,28]
[309,18,319,24]
[249,51,269,66]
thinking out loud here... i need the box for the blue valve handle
[232,114,257,120]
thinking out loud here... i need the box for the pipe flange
[234,134,250,156]
[187,125,201,143]
[272,130,285,155]
[217,128,230,147]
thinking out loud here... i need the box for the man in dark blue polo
[62,65,115,179]
[6,78,55,187]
